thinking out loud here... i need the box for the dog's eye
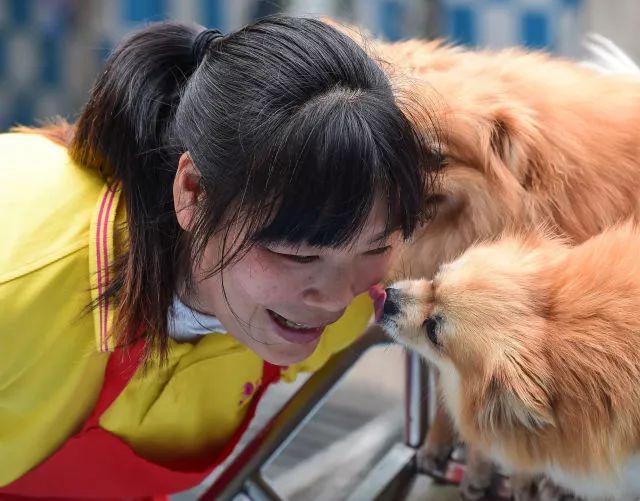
[425,193,447,209]
[429,149,448,169]
[423,315,442,346]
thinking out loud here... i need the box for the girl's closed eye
[263,246,319,264]
[364,245,392,256]
[265,244,391,263]
[280,253,319,264]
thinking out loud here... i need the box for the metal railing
[197,327,430,501]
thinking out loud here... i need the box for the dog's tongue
[368,284,387,323]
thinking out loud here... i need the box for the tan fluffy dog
[323,23,640,491]
[356,33,640,496]
[381,222,640,499]
[379,39,640,271]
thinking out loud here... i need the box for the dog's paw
[510,474,542,501]
[511,474,580,501]
[460,479,491,500]
[416,441,452,474]
[537,476,581,500]
[459,447,495,500]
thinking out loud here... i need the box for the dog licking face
[382,226,640,499]
[383,235,557,437]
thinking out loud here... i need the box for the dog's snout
[383,287,401,317]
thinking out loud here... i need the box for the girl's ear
[173,152,202,232]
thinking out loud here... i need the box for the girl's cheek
[355,255,392,292]
[232,251,278,296]
[242,252,311,299]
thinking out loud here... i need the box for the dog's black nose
[383,287,401,317]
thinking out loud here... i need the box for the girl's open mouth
[267,309,326,344]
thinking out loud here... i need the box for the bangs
[244,87,430,248]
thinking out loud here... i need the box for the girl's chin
[257,338,321,366]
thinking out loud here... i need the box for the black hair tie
[192,29,225,65]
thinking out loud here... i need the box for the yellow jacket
[0,133,372,486]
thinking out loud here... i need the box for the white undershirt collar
[167,295,227,341]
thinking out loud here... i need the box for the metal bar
[404,349,428,448]
[348,348,430,501]
[345,443,417,501]
[242,475,283,501]
[427,365,438,425]
[198,326,390,501]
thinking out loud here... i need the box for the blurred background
[0,0,638,131]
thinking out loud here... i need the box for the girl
[0,16,437,498]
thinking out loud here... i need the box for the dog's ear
[489,117,515,168]
[479,361,555,432]
[485,107,544,191]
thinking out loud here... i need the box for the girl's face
[174,154,401,365]
[192,201,400,365]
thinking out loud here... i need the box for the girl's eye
[283,254,319,264]
[263,247,319,264]
[364,245,391,256]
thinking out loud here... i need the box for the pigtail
[71,22,202,359]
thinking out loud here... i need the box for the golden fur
[321,25,640,285]
[347,31,640,495]
[383,222,640,498]
[379,40,640,274]
[321,17,640,271]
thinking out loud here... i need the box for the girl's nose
[302,273,356,313]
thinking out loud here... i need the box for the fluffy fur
[379,39,640,274]
[355,33,640,496]
[383,223,640,499]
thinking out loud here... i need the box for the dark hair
[71,16,439,359]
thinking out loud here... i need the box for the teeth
[272,311,313,330]
[282,317,309,329]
